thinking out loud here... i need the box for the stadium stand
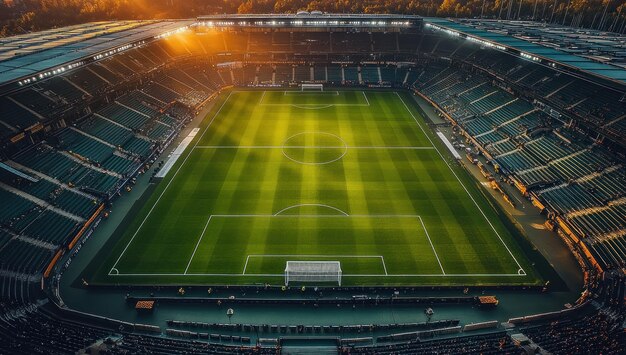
[0,14,624,353]
[66,68,110,95]
[0,97,40,131]
[408,56,625,272]
[0,37,215,343]
[348,331,517,354]
[97,103,150,131]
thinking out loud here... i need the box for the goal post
[284,261,342,286]
[300,83,324,91]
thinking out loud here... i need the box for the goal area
[284,261,342,286]
[300,83,324,91]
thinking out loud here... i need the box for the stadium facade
[0,13,623,353]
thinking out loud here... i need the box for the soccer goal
[284,261,342,286]
[300,83,324,91]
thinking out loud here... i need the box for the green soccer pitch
[92,90,543,286]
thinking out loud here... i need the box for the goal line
[393,92,526,276]
[106,91,528,282]
[243,254,389,276]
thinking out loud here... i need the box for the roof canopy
[425,18,626,86]
[0,20,193,85]
[1,15,624,89]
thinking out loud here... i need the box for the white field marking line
[209,214,426,218]
[232,90,395,95]
[283,90,339,96]
[259,91,370,107]
[395,92,525,274]
[233,90,395,94]
[260,103,370,106]
[184,215,213,274]
[273,204,349,216]
[242,255,387,275]
[418,216,445,275]
[380,256,389,276]
[110,273,526,277]
[260,103,370,110]
[194,146,435,150]
[242,255,250,274]
[108,91,235,275]
[290,104,333,110]
[281,131,348,165]
[174,214,443,277]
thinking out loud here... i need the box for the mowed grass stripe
[322,104,365,273]
[247,102,293,273]
[113,93,240,273]
[400,150,468,273]
[296,104,320,257]
[391,92,521,273]
[338,106,376,275]
[188,96,279,273]
[423,150,481,273]
[263,101,308,273]
[362,106,440,273]
[395,92,526,272]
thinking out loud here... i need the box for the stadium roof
[425,18,626,86]
[0,20,193,86]
[2,15,624,88]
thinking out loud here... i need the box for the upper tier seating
[0,97,40,131]
[97,103,150,131]
[55,129,115,164]
[9,89,59,118]
[0,167,100,219]
[350,331,517,354]
[13,145,121,196]
[39,77,86,102]
[66,68,109,95]
[78,116,133,147]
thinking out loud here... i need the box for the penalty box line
[243,255,388,276]
[182,214,443,276]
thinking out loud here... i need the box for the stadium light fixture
[154,26,190,39]
[520,52,541,62]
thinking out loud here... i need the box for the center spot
[282,132,348,165]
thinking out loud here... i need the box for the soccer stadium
[0,12,624,354]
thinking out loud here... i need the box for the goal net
[301,83,324,91]
[284,261,342,286]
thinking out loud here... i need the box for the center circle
[282,132,348,165]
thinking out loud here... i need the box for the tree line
[1,0,625,37]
